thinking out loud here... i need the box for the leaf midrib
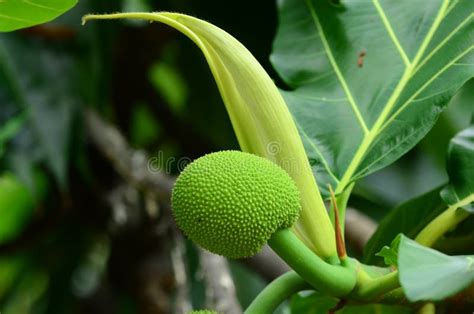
[372,0,411,67]
[21,0,62,12]
[295,119,340,184]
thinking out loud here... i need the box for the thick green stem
[268,229,356,296]
[416,200,472,247]
[245,271,310,314]
[352,270,400,300]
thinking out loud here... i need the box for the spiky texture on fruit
[172,151,301,258]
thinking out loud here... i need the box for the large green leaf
[271,0,474,196]
[441,124,474,211]
[0,0,77,32]
[398,235,474,301]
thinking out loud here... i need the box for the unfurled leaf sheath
[83,12,338,259]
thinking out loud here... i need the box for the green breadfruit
[171,150,301,258]
[188,311,218,314]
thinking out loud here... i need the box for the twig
[199,249,242,314]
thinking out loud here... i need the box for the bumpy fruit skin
[172,150,301,258]
[188,311,218,314]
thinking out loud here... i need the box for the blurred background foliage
[0,0,472,313]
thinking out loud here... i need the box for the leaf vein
[354,126,425,180]
[413,13,474,75]
[22,0,61,12]
[380,45,474,132]
[295,120,340,184]
[372,0,411,67]
[334,0,451,193]
[306,0,370,135]
[0,13,30,23]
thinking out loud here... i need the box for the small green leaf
[0,0,77,32]
[129,103,161,147]
[398,235,474,301]
[0,113,26,158]
[376,234,401,267]
[441,124,474,211]
[149,61,188,115]
[0,172,47,244]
